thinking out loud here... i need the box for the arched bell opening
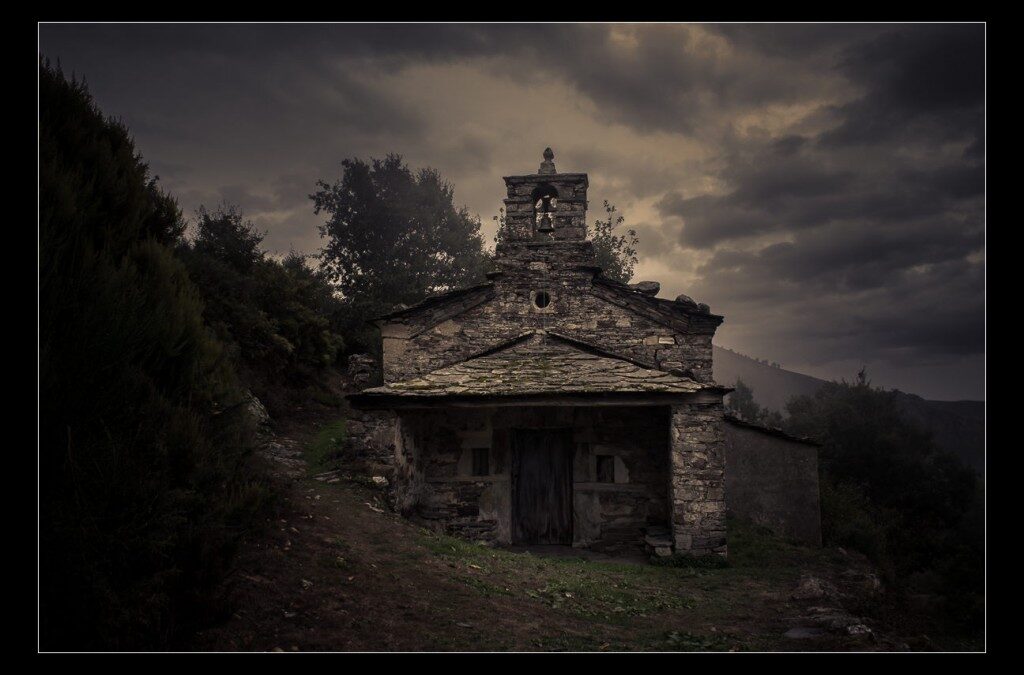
[531,184,559,235]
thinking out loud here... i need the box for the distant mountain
[713,345,985,474]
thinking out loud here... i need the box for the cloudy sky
[40,23,985,401]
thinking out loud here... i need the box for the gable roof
[350,330,725,406]
[372,282,494,322]
[592,276,724,331]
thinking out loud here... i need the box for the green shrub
[785,373,983,635]
[39,60,267,650]
[177,208,346,416]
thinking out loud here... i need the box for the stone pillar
[668,402,727,557]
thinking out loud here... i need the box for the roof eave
[348,388,725,410]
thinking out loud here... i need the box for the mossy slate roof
[358,331,710,399]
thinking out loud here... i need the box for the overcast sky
[40,23,985,401]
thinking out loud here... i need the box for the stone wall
[668,403,727,557]
[392,405,671,551]
[724,422,822,546]
[380,241,719,386]
[502,173,589,242]
[357,163,729,560]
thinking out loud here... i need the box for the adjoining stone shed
[349,149,821,559]
[723,415,823,547]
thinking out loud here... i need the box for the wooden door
[511,429,573,544]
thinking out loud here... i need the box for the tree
[311,155,490,322]
[591,200,639,284]
[191,203,265,272]
[784,371,982,631]
[725,378,784,427]
[725,379,761,421]
[179,206,345,410]
[40,61,264,649]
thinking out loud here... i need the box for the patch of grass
[305,418,347,472]
[417,532,695,621]
[651,554,730,570]
[419,532,499,560]
[726,515,823,571]
[461,576,514,598]
[523,572,694,620]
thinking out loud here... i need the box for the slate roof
[352,331,719,403]
[723,413,822,446]
[372,282,494,321]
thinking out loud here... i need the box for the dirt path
[191,419,920,652]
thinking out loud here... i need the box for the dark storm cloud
[39,23,985,399]
[705,24,890,58]
[509,24,848,136]
[822,24,984,147]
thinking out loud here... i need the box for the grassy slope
[192,414,978,652]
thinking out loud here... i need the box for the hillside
[713,346,985,474]
[191,413,976,652]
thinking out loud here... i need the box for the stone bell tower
[501,148,589,242]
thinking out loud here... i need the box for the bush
[178,207,346,416]
[40,60,267,650]
[784,371,983,635]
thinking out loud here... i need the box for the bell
[538,213,554,232]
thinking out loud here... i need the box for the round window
[534,291,551,309]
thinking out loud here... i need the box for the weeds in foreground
[305,419,348,472]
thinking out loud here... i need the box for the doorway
[511,428,573,544]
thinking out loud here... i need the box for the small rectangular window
[471,448,490,477]
[596,455,615,483]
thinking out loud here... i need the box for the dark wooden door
[512,429,573,544]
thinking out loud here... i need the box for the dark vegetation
[40,57,982,650]
[39,62,496,650]
[40,62,267,649]
[724,378,784,427]
[177,205,347,417]
[732,373,984,642]
[311,154,492,354]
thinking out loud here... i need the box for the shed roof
[723,413,822,446]
[349,330,725,407]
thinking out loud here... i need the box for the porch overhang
[348,387,730,410]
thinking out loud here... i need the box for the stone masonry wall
[359,163,728,559]
[724,423,822,546]
[380,241,718,386]
[669,403,727,557]
[502,173,589,242]
[393,406,671,550]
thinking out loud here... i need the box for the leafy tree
[784,370,983,633]
[311,155,490,328]
[191,204,264,272]
[40,60,265,649]
[179,206,345,412]
[725,378,784,427]
[591,200,639,283]
[725,379,760,421]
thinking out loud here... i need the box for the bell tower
[501,148,589,242]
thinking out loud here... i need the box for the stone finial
[539,147,556,175]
